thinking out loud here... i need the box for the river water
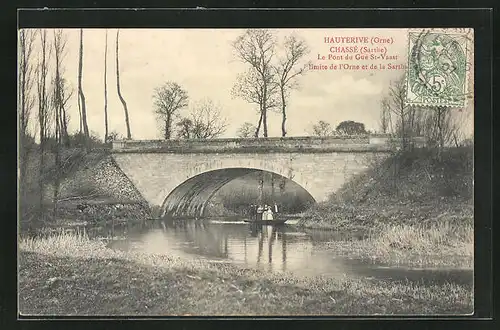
[99,219,472,287]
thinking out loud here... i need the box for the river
[95,219,472,287]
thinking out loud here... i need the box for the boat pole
[258,170,264,205]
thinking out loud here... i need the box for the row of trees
[296,74,470,154]
[235,119,369,138]
[310,120,368,137]
[151,29,309,140]
[379,74,471,152]
[19,29,131,224]
[19,29,131,150]
[152,82,228,140]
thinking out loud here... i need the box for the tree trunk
[270,173,275,201]
[116,29,132,140]
[258,171,264,205]
[399,108,406,149]
[39,147,44,221]
[53,30,64,222]
[262,109,268,137]
[78,29,90,146]
[281,88,287,137]
[19,31,30,193]
[164,117,171,139]
[62,106,70,147]
[437,107,444,160]
[262,85,268,137]
[53,105,60,221]
[254,111,263,138]
[77,90,82,134]
[104,30,109,142]
[37,30,49,223]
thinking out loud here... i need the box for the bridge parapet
[111,135,424,154]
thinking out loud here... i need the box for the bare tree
[232,69,279,137]
[406,105,424,138]
[78,29,90,145]
[58,78,72,145]
[176,118,193,139]
[36,29,52,218]
[384,73,466,153]
[274,35,309,137]
[423,106,464,154]
[237,122,256,138]
[51,29,66,220]
[19,30,37,142]
[311,120,333,137]
[77,82,82,134]
[379,97,391,134]
[177,99,227,139]
[104,30,109,142]
[153,81,189,139]
[52,29,72,147]
[387,75,410,149]
[116,29,132,139]
[232,29,278,138]
[18,29,37,189]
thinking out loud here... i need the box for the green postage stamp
[405,29,473,108]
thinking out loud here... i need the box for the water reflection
[103,219,472,286]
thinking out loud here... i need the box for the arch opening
[160,167,316,218]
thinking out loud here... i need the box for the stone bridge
[110,135,411,218]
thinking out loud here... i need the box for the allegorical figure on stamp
[406,30,470,107]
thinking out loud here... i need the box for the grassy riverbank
[297,147,473,268]
[19,232,472,316]
[314,222,473,269]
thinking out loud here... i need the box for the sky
[20,28,474,140]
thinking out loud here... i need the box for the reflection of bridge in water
[107,220,473,285]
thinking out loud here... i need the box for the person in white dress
[262,205,269,220]
[267,208,274,221]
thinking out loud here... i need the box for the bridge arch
[111,140,394,215]
[160,167,316,218]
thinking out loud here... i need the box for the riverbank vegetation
[299,147,473,229]
[298,146,473,268]
[316,222,473,269]
[19,232,472,316]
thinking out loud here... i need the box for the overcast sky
[22,28,473,140]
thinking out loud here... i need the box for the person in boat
[256,205,264,221]
[262,205,274,221]
[267,206,274,221]
[262,205,268,221]
[248,204,255,220]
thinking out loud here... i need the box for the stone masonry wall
[112,151,391,217]
[55,154,146,203]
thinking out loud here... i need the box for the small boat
[243,219,287,225]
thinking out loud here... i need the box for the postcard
[18,27,474,316]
